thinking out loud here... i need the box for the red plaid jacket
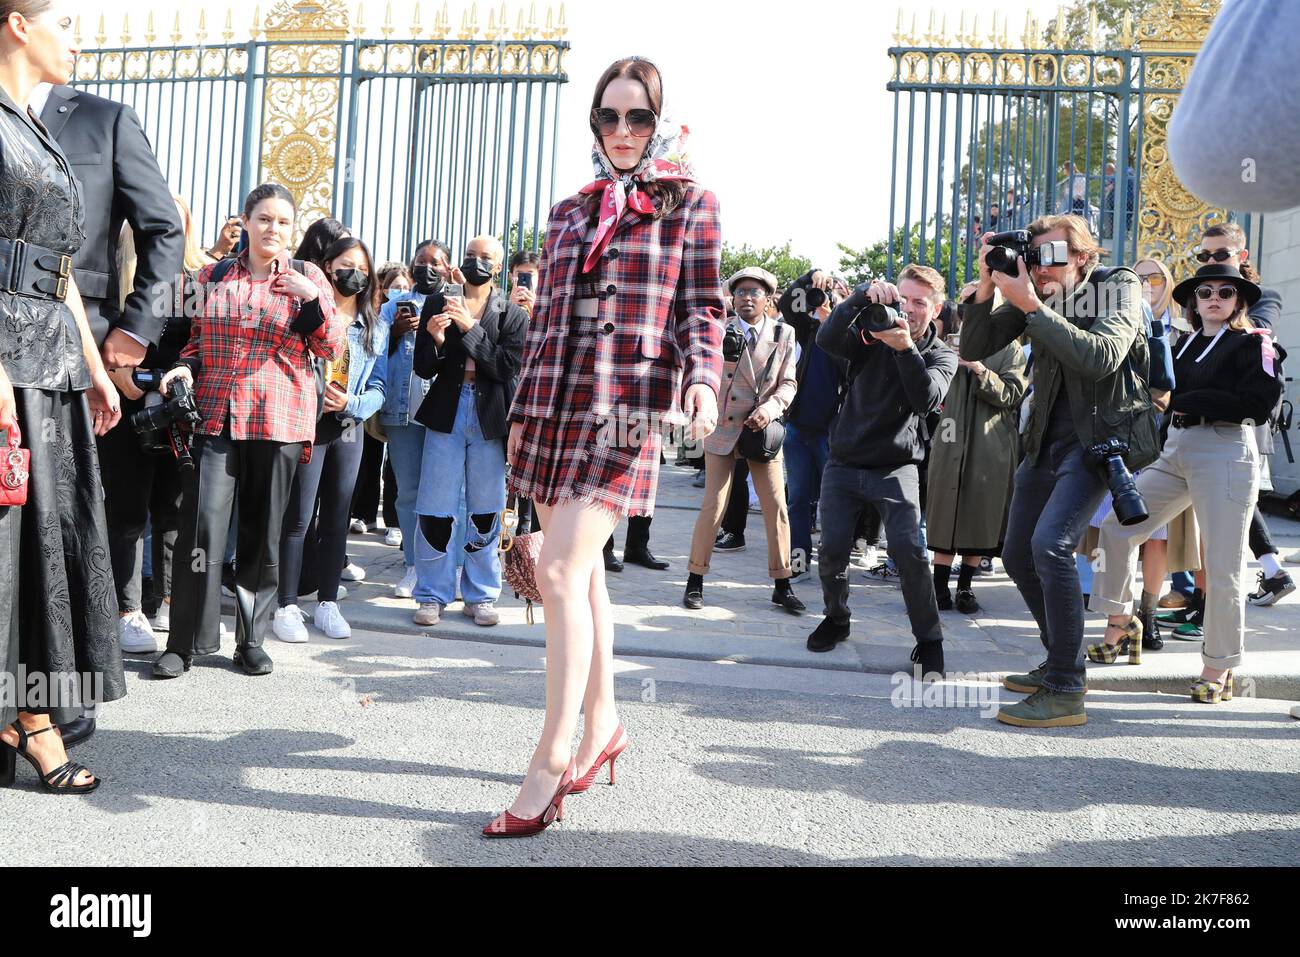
[180,251,345,443]
[510,183,725,427]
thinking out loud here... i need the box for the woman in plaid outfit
[484,58,724,837]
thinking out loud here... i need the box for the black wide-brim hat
[1172,263,1261,307]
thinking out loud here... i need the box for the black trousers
[99,395,183,613]
[350,432,390,525]
[280,418,366,606]
[605,515,653,553]
[721,458,750,537]
[1249,506,1275,559]
[168,425,303,656]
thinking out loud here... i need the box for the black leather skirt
[0,386,125,725]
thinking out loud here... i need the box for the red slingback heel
[482,759,577,838]
[568,724,628,795]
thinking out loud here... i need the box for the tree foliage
[719,241,814,292]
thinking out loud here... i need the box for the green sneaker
[1171,621,1203,640]
[1003,664,1046,694]
[1004,665,1087,695]
[997,686,1087,727]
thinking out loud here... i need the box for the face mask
[460,256,496,287]
[386,286,407,302]
[332,268,369,298]
[412,264,444,296]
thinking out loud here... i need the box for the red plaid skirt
[508,326,662,518]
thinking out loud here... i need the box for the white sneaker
[341,562,366,582]
[464,601,500,626]
[413,602,442,626]
[394,566,417,599]
[272,605,309,643]
[790,570,813,586]
[153,601,171,632]
[118,610,157,653]
[314,601,352,640]
[349,519,368,534]
[384,527,403,547]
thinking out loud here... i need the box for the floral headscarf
[578,119,694,273]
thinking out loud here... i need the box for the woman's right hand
[160,365,194,394]
[507,420,525,468]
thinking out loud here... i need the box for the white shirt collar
[28,83,53,120]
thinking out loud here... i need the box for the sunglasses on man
[1194,248,1241,264]
[590,107,658,138]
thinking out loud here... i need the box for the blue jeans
[413,385,506,606]
[784,423,829,575]
[385,422,426,568]
[1001,435,1108,693]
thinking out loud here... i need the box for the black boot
[234,645,274,676]
[684,573,704,610]
[807,618,850,652]
[1137,606,1164,650]
[910,640,945,680]
[624,546,669,570]
[603,543,624,574]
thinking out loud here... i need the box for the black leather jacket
[0,86,88,391]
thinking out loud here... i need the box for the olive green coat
[925,340,1029,552]
[960,265,1159,471]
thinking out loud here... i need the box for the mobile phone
[517,271,534,290]
[445,284,463,299]
[946,333,961,348]
[395,301,417,319]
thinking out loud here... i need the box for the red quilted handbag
[0,422,30,507]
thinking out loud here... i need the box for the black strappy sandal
[1,720,101,794]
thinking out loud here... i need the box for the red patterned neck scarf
[578,120,694,273]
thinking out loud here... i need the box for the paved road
[3,630,1297,866]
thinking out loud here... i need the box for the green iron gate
[69,1,569,264]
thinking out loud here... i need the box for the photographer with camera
[684,267,802,614]
[1089,264,1281,704]
[104,197,211,656]
[961,214,1156,728]
[152,184,345,680]
[804,264,956,674]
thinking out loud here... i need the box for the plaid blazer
[180,251,345,443]
[509,183,725,428]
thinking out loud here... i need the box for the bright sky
[86,0,1049,270]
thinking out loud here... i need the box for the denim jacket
[378,291,431,426]
[337,312,389,424]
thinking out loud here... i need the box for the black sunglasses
[590,107,658,138]
[1195,248,1240,263]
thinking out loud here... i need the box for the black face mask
[412,264,444,296]
[460,257,496,287]
[332,268,369,298]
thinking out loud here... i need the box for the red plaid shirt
[180,251,345,443]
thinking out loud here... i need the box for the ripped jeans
[413,384,507,606]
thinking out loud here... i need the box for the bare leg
[504,500,618,820]
[931,553,955,568]
[577,553,623,776]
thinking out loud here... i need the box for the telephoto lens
[1089,438,1149,526]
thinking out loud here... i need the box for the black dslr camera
[129,369,202,471]
[1086,437,1148,526]
[984,229,1070,277]
[841,282,906,338]
[722,322,747,362]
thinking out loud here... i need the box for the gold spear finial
[169,11,180,44]
[355,3,366,37]
[383,2,394,37]
[196,10,207,45]
[469,2,480,37]
[94,13,105,47]
[528,1,537,38]
[120,14,129,47]
[892,8,903,45]
[925,9,936,45]
[1119,10,1134,47]
[144,11,157,45]
[251,6,261,40]
[73,15,81,47]
[557,3,567,39]
[1022,10,1032,47]
[411,2,422,37]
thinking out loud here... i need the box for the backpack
[208,256,327,420]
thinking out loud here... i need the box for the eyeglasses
[1194,285,1238,301]
[1137,272,1166,286]
[732,287,768,300]
[590,107,658,138]
[1195,248,1241,263]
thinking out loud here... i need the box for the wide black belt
[1171,413,1232,429]
[0,237,73,302]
